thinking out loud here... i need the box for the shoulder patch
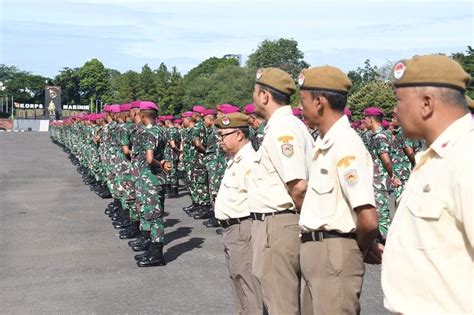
[337,155,355,168]
[343,169,359,187]
[281,144,294,157]
[278,135,294,144]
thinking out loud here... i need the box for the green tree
[452,46,474,98]
[161,66,184,114]
[206,65,254,106]
[184,57,238,83]
[115,70,140,103]
[54,67,81,104]
[155,63,170,103]
[102,68,122,104]
[246,38,309,78]
[78,58,109,103]
[347,59,381,95]
[348,81,396,121]
[139,64,157,100]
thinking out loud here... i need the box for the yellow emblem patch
[278,135,294,144]
[337,155,355,168]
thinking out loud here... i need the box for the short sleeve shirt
[247,106,314,213]
[215,142,256,220]
[382,114,474,314]
[299,115,376,233]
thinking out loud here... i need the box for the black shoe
[132,239,151,252]
[204,217,219,228]
[182,203,196,211]
[137,243,166,267]
[167,187,179,198]
[134,250,152,261]
[128,236,144,247]
[186,206,202,217]
[119,224,140,239]
[113,220,131,229]
[216,228,223,235]
[193,208,211,220]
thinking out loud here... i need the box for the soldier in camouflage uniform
[133,101,169,267]
[389,113,417,202]
[188,106,212,219]
[181,112,200,213]
[201,109,227,227]
[364,107,400,238]
[243,103,266,151]
[163,115,181,198]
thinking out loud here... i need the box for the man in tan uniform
[214,112,263,315]
[297,66,380,314]
[248,67,314,314]
[381,55,473,314]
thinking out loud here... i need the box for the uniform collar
[265,105,292,133]
[315,115,350,151]
[228,142,252,168]
[429,113,472,158]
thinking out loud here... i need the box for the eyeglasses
[217,130,239,141]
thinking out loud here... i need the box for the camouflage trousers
[116,172,138,221]
[190,167,211,206]
[165,159,179,188]
[375,189,391,237]
[137,170,166,243]
[205,156,225,202]
[184,164,198,203]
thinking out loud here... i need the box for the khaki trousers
[300,237,365,315]
[223,219,263,315]
[252,213,301,315]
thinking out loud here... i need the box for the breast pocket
[404,190,445,250]
[222,178,239,202]
[310,169,337,218]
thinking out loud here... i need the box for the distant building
[223,54,242,66]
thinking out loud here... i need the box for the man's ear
[420,92,435,120]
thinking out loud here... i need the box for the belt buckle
[261,213,265,220]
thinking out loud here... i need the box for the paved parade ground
[0,132,387,314]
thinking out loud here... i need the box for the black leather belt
[300,230,356,243]
[217,216,250,229]
[250,209,297,221]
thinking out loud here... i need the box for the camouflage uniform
[137,124,167,243]
[391,126,415,200]
[164,125,180,189]
[359,129,373,149]
[182,127,198,204]
[204,125,226,201]
[368,127,392,237]
[190,120,211,206]
[249,122,266,151]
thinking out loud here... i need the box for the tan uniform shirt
[247,105,313,213]
[215,142,256,220]
[382,114,474,314]
[299,115,376,232]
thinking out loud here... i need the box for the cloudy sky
[1,0,472,78]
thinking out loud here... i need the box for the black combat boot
[203,217,219,228]
[193,206,212,219]
[182,203,196,211]
[119,222,140,239]
[167,186,179,198]
[137,242,166,267]
[131,231,151,252]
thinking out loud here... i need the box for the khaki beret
[255,67,296,96]
[466,95,474,109]
[298,65,352,94]
[215,113,250,129]
[392,55,471,92]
